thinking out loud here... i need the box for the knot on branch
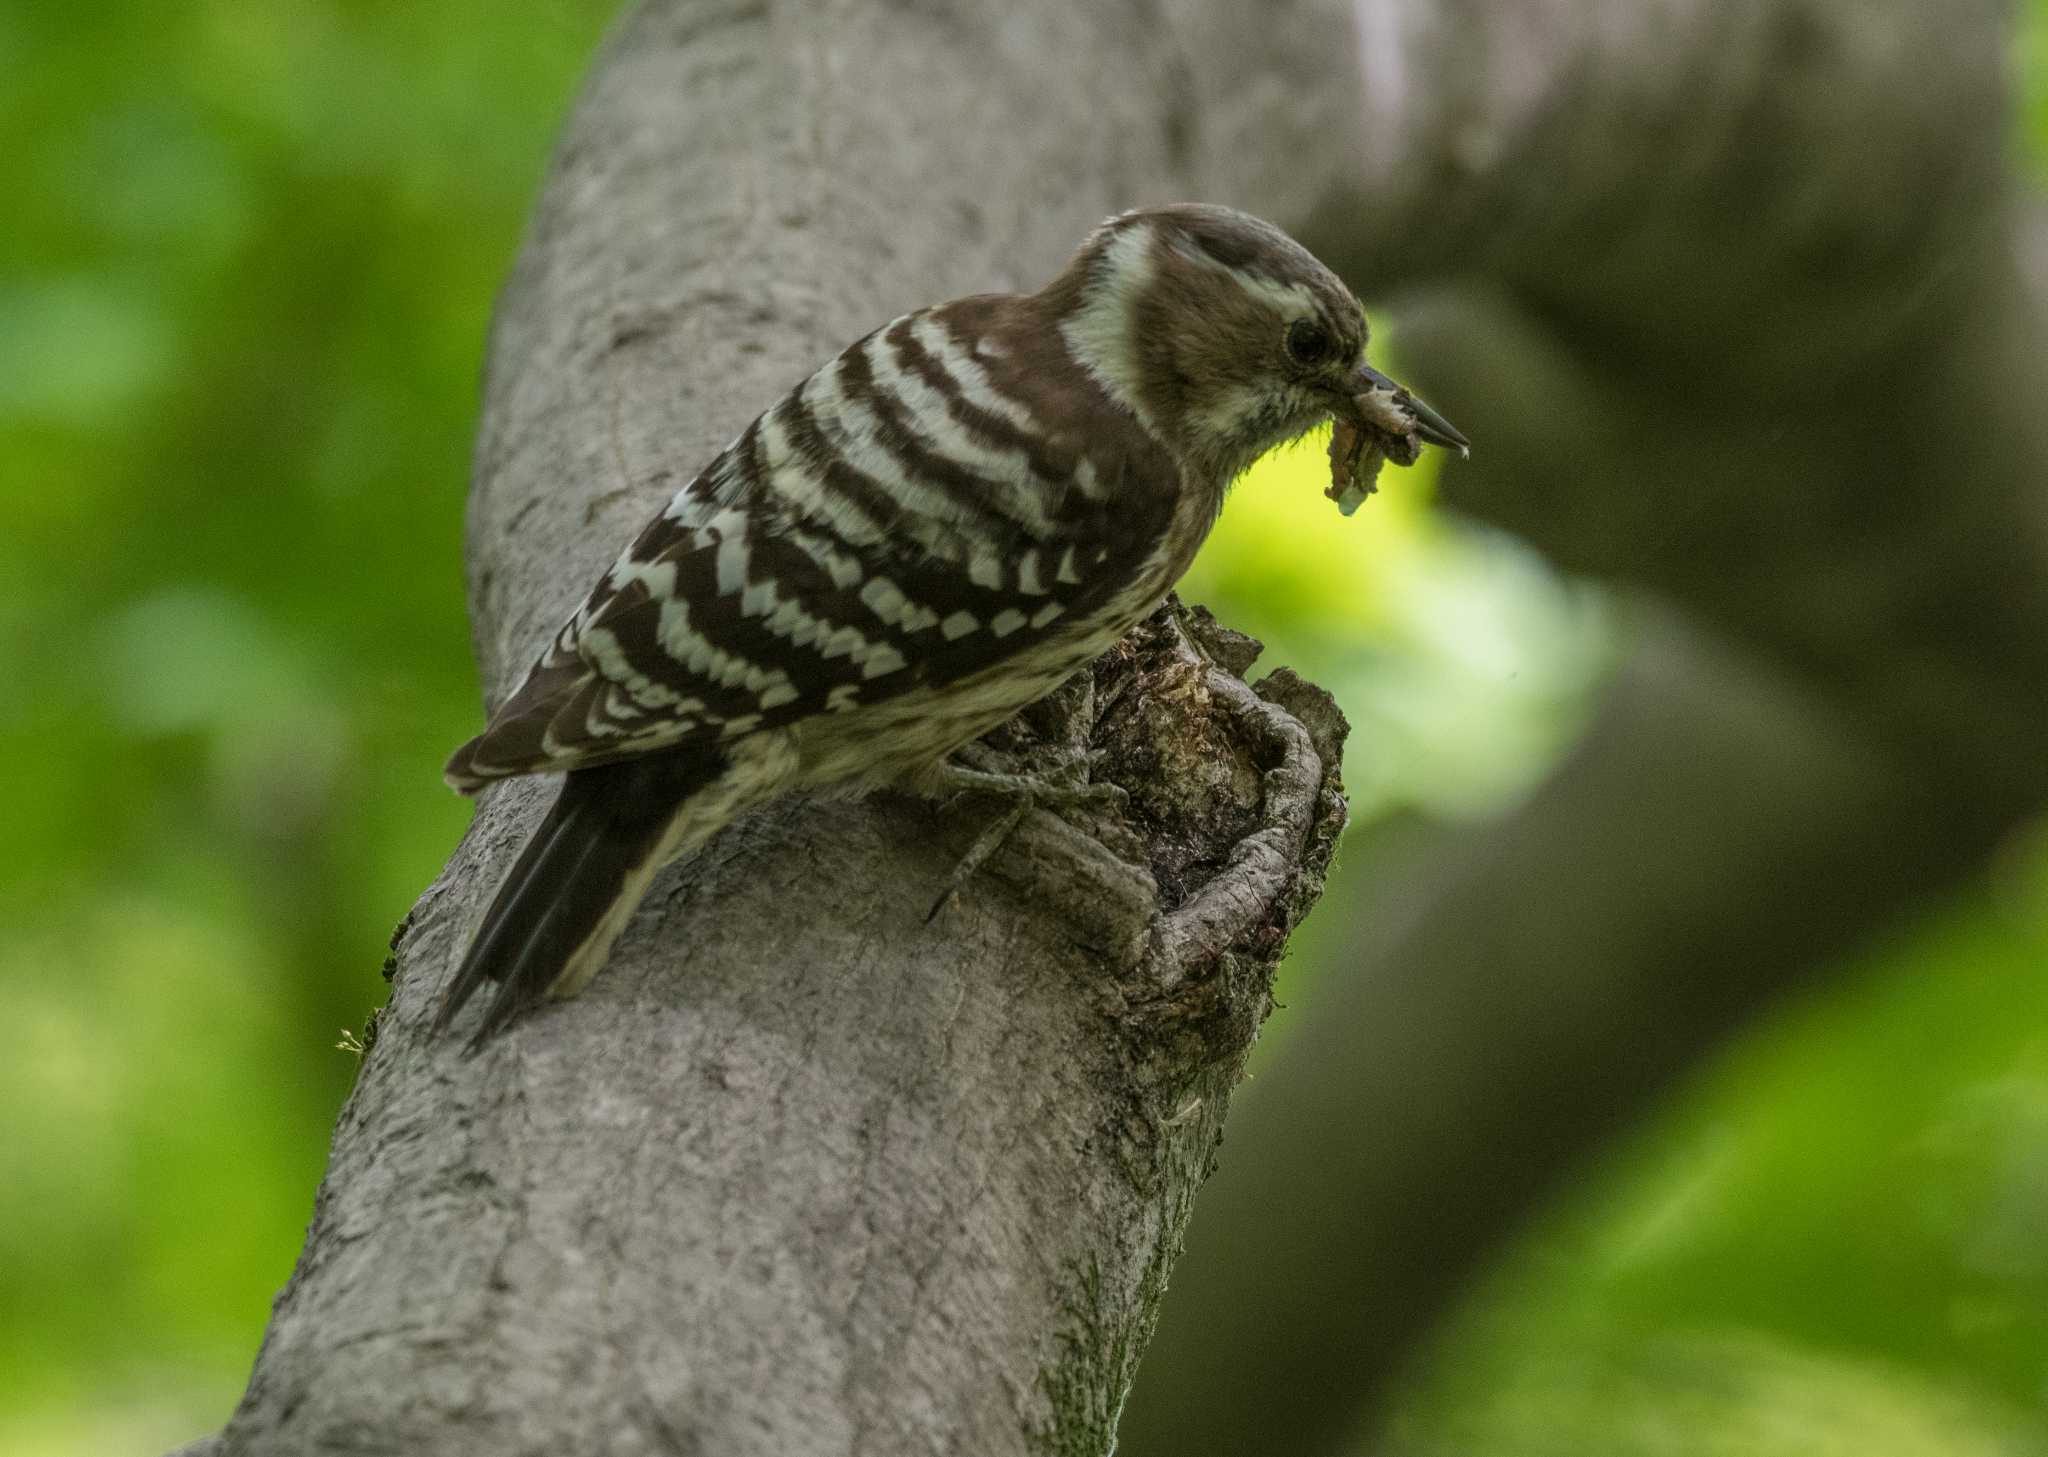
[963,597,1349,1078]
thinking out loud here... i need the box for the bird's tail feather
[434,752,729,1049]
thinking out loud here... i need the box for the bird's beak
[1342,363,1471,459]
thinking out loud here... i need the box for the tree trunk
[183,3,1348,1453]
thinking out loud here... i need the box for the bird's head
[1046,203,1467,499]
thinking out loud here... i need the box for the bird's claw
[920,757,1128,920]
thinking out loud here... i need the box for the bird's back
[445,292,1182,794]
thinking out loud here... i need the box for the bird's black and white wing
[445,300,1176,793]
[434,298,1180,1044]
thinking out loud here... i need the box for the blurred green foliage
[0,3,2042,1455]
[0,3,621,1450]
[1388,847,2048,1455]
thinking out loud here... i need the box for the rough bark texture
[190,3,1351,1454]
[204,603,1342,1457]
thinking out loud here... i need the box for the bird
[434,203,1468,1047]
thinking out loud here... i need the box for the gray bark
[191,3,1349,1455]
[209,605,1343,1457]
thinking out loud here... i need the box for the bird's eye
[1285,319,1335,367]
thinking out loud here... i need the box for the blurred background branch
[1126,1,2048,1452]
[2,1,2044,1454]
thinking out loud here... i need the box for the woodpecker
[436,204,1468,1046]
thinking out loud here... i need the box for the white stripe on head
[1162,229,1323,324]
[1059,220,1161,433]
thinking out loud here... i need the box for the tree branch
[192,3,1349,1453]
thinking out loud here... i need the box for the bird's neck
[1042,224,1163,436]
[1039,230,1252,501]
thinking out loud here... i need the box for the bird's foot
[918,753,1128,921]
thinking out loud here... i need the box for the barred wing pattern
[446,299,1179,791]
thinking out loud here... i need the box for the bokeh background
[2,3,2044,1453]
